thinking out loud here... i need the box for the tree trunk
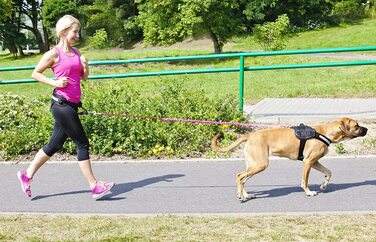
[8,42,18,59]
[208,28,223,54]
[21,0,49,53]
[43,25,50,50]
[18,47,25,57]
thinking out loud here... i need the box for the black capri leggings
[43,99,90,161]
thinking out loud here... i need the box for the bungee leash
[79,108,284,128]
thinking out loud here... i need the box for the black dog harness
[291,124,332,161]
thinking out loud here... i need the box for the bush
[89,29,109,49]
[81,81,248,158]
[0,94,52,160]
[0,82,249,160]
[253,14,290,51]
[331,0,367,22]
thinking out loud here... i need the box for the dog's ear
[339,118,351,135]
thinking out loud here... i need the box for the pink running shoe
[17,170,32,198]
[91,181,115,199]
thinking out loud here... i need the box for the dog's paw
[320,184,328,191]
[237,192,255,202]
[306,191,318,196]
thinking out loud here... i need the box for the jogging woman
[17,15,115,199]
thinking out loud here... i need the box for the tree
[42,0,79,30]
[138,0,243,53]
[0,21,27,57]
[110,0,142,46]
[80,0,123,46]
[16,0,50,52]
[242,0,333,29]
[253,14,290,51]
[0,0,14,21]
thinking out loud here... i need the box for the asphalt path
[1,156,376,215]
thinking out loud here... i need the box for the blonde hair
[55,15,80,37]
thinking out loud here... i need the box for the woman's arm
[31,49,68,88]
[80,55,89,81]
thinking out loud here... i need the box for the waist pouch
[52,91,82,109]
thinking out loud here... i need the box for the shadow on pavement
[32,190,88,201]
[32,174,185,201]
[243,179,376,201]
[104,174,185,200]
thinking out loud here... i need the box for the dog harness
[291,124,332,161]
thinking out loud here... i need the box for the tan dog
[211,117,368,201]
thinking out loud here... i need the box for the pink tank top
[52,46,82,103]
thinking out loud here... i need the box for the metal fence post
[239,55,245,110]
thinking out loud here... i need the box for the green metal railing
[1,46,376,109]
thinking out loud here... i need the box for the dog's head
[337,117,368,141]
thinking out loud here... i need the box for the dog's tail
[211,132,249,153]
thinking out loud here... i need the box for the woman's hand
[80,55,88,67]
[55,77,69,88]
[80,55,89,80]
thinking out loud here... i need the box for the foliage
[0,21,27,57]
[80,81,247,158]
[0,94,51,160]
[242,0,333,30]
[88,28,109,49]
[334,143,346,154]
[138,0,243,53]
[331,0,368,22]
[253,14,290,51]
[42,0,79,31]
[80,0,124,46]
[0,0,14,21]
[122,16,143,46]
[0,82,248,160]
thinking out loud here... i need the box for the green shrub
[331,0,367,22]
[89,28,109,49]
[81,81,248,158]
[253,14,290,51]
[0,94,52,160]
[0,82,249,160]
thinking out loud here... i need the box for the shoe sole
[92,182,115,200]
[17,171,31,198]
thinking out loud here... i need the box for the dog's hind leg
[312,161,332,191]
[236,151,269,201]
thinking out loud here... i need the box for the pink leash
[85,111,284,128]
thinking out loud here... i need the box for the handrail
[1,46,376,109]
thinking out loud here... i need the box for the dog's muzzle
[357,127,368,137]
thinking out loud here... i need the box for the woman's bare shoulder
[44,47,58,59]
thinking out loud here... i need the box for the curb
[5,154,376,165]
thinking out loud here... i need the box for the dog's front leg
[301,161,318,196]
[312,162,332,191]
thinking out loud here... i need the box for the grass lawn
[1,213,376,241]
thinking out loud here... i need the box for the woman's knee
[77,143,90,161]
[42,143,63,157]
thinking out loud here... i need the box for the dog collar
[316,133,332,146]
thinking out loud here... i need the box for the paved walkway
[244,98,376,123]
[2,156,376,215]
